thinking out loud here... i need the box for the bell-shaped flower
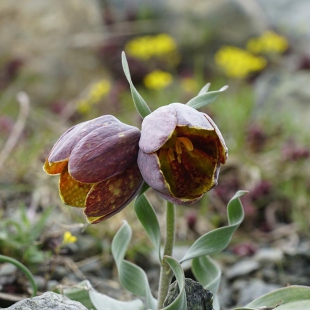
[44,115,143,224]
[138,103,227,205]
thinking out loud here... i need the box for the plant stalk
[157,201,175,309]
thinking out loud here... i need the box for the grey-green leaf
[90,289,145,310]
[192,256,221,294]
[134,193,162,262]
[192,256,221,310]
[162,256,187,310]
[197,83,211,96]
[62,280,95,309]
[186,85,229,109]
[111,221,157,310]
[236,285,310,310]
[121,51,152,118]
[62,279,146,310]
[179,190,247,263]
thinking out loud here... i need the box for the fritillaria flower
[138,103,227,205]
[44,115,143,224]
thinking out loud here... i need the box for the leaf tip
[220,85,229,92]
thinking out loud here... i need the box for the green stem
[157,201,175,309]
[0,255,38,296]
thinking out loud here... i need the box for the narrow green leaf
[111,221,157,310]
[134,194,161,262]
[192,256,221,294]
[192,256,221,310]
[162,256,187,310]
[62,280,95,309]
[62,279,146,310]
[242,285,310,310]
[0,255,38,297]
[186,85,229,109]
[112,221,132,267]
[121,51,152,118]
[90,289,145,310]
[179,190,247,263]
[197,83,211,96]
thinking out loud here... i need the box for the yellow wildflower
[215,46,267,78]
[246,31,288,54]
[143,70,173,90]
[62,231,77,245]
[89,79,111,103]
[77,79,111,114]
[181,77,198,93]
[125,33,180,65]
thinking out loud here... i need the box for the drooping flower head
[44,115,143,224]
[138,103,227,205]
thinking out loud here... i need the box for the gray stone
[235,279,281,306]
[226,259,260,279]
[254,248,283,263]
[254,70,310,130]
[164,278,214,310]
[5,292,88,310]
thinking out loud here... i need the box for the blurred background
[0,0,310,308]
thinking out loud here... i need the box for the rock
[257,0,310,39]
[234,279,281,306]
[4,292,87,310]
[164,278,214,310]
[254,248,283,263]
[226,259,260,279]
[254,70,310,130]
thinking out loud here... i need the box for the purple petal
[139,105,177,153]
[48,115,121,163]
[69,126,140,183]
[171,103,214,130]
[137,150,171,196]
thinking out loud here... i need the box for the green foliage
[111,221,157,310]
[179,190,247,263]
[0,255,38,297]
[0,206,52,266]
[186,84,229,109]
[62,280,146,310]
[233,286,310,310]
[163,256,187,310]
[134,186,161,262]
[122,51,152,118]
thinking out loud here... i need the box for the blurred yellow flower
[62,231,77,244]
[215,46,267,78]
[246,31,288,54]
[181,77,198,93]
[143,70,173,90]
[125,33,180,65]
[77,79,111,114]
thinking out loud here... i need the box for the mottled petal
[171,103,214,130]
[139,104,177,153]
[69,126,140,183]
[203,113,228,164]
[59,164,93,207]
[84,163,143,224]
[43,159,67,175]
[156,190,202,205]
[48,115,120,163]
[137,150,171,196]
